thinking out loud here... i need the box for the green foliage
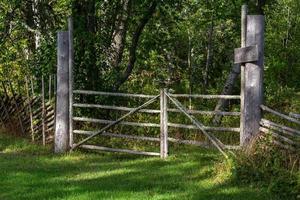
[224,134,300,199]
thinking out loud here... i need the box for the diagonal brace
[165,93,228,158]
[71,94,160,150]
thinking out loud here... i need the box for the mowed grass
[0,133,276,200]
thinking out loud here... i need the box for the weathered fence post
[160,88,168,158]
[42,75,46,145]
[68,17,74,148]
[239,13,265,145]
[55,31,69,153]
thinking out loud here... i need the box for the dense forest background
[0,0,299,109]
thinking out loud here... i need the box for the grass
[0,132,277,200]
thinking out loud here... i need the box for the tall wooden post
[68,17,74,148]
[42,75,46,145]
[240,15,265,145]
[160,88,168,158]
[55,31,69,153]
[49,75,52,101]
[240,5,248,145]
[25,78,34,141]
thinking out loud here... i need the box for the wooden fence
[260,105,300,151]
[0,77,55,145]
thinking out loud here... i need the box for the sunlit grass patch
[0,132,276,200]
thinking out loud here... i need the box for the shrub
[220,133,300,199]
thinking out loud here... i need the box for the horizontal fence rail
[73,117,240,132]
[261,105,300,126]
[73,103,240,116]
[77,144,161,156]
[74,90,241,100]
[289,113,300,119]
[73,130,240,150]
[168,94,241,99]
[260,119,300,137]
[73,90,157,99]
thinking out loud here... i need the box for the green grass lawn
[0,132,277,200]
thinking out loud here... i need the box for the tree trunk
[204,14,214,87]
[212,64,240,125]
[33,0,41,49]
[73,0,97,92]
[86,0,97,91]
[109,0,131,69]
[113,0,158,91]
[257,0,266,15]
[24,0,36,54]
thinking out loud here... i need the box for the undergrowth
[217,133,300,200]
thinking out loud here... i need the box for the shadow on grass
[0,134,275,200]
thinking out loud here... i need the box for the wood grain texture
[55,31,70,153]
[240,15,265,145]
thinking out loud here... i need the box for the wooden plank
[261,105,300,126]
[168,137,207,147]
[289,113,300,119]
[168,94,240,99]
[224,145,241,150]
[46,126,54,133]
[259,127,297,146]
[73,90,157,99]
[32,104,52,117]
[73,117,160,128]
[73,103,160,114]
[168,109,240,116]
[273,140,295,151]
[234,45,258,64]
[74,130,160,141]
[78,144,160,156]
[72,117,240,132]
[260,118,300,137]
[72,95,160,150]
[240,15,265,145]
[73,129,237,149]
[73,103,240,116]
[168,123,240,132]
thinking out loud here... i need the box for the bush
[221,133,300,199]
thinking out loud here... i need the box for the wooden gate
[69,88,241,158]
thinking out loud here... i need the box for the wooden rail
[260,105,300,151]
[168,94,241,99]
[289,113,300,119]
[78,144,161,156]
[73,90,157,99]
[261,105,300,126]
[73,117,240,132]
[73,103,240,116]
